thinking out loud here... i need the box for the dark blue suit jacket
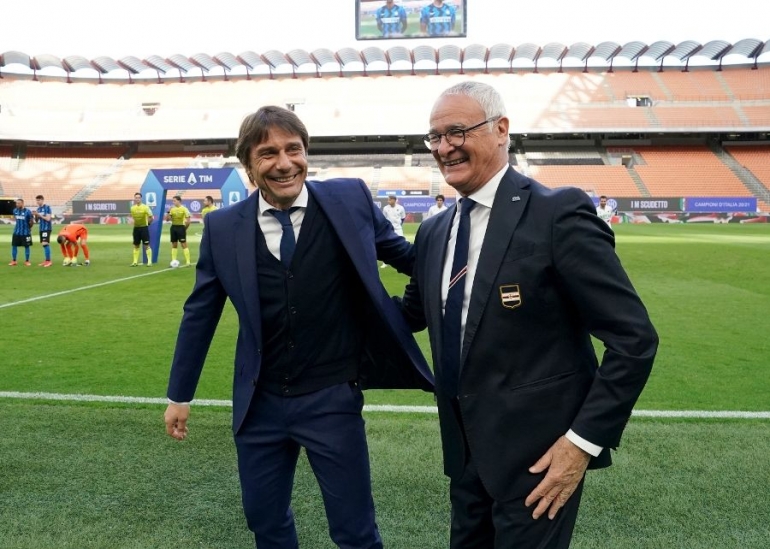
[167,178,434,433]
[402,167,658,501]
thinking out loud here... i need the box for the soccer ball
[169,260,180,268]
[62,258,71,266]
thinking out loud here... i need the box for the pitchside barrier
[66,192,767,228]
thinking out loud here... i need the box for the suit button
[287,341,295,349]
[287,272,294,279]
[282,386,289,394]
[290,307,297,315]
[257,348,261,355]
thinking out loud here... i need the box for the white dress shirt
[257,185,309,261]
[441,165,602,457]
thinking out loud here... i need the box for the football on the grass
[169,260,180,268]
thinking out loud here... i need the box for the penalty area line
[0,391,769,419]
[0,268,173,310]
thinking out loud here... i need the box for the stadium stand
[718,66,770,100]
[652,105,745,129]
[526,165,643,197]
[656,70,732,102]
[724,145,770,189]
[602,71,667,102]
[525,149,604,166]
[628,146,753,197]
[1,41,769,216]
[378,167,432,193]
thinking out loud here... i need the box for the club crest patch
[499,284,522,309]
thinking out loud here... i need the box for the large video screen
[356,0,467,41]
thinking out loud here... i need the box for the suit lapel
[429,208,455,357]
[307,182,374,288]
[461,168,530,365]
[234,191,261,341]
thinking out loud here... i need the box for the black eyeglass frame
[423,117,499,151]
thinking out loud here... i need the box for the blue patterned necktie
[269,207,299,267]
[442,197,476,398]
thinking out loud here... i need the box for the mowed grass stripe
[0,267,175,309]
[1,402,769,549]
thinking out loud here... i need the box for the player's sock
[11,246,17,261]
[81,244,90,260]
[24,247,30,261]
[44,245,51,261]
[145,248,152,264]
[171,248,178,262]
[183,248,190,265]
[132,248,140,264]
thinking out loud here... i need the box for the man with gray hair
[399,81,658,547]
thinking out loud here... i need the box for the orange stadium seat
[724,145,770,192]
[602,71,667,102]
[526,165,642,196]
[656,70,731,102]
[718,66,770,100]
[631,146,752,197]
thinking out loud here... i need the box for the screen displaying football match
[356,0,467,40]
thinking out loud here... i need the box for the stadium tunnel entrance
[140,168,248,264]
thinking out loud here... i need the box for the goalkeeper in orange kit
[57,224,91,266]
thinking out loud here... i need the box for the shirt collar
[258,184,309,215]
[455,164,509,210]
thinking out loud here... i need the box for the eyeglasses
[423,118,498,151]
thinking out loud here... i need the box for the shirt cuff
[565,429,603,457]
[168,398,190,406]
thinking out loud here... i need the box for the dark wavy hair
[235,106,310,169]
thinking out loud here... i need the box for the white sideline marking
[0,391,769,419]
[0,269,171,309]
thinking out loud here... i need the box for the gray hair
[437,81,511,149]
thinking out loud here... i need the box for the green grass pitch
[1,222,769,548]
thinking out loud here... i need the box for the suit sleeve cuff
[168,398,190,406]
[566,429,602,457]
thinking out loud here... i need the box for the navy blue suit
[167,178,433,548]
[402,168,658,547]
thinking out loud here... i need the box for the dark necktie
[269,207,299,268]
[442,198,476,398]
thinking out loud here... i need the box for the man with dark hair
[420,0,456,36]
[9,198,33,266]
[426,194,447,219]
[596,195,614,226]
[33,195,53,267]
[57,223,90,266]
[200,195,217,219]
[375,0,407,37]
[130,192,154,266]
[164,195,191,266]
[164,105,433,549]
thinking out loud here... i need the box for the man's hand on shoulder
[525,435,591,520]
[164,402,190,441]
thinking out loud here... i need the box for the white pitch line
[0,268,172,309]
[0,391,769,419]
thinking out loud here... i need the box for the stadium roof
[2,39,769,82]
